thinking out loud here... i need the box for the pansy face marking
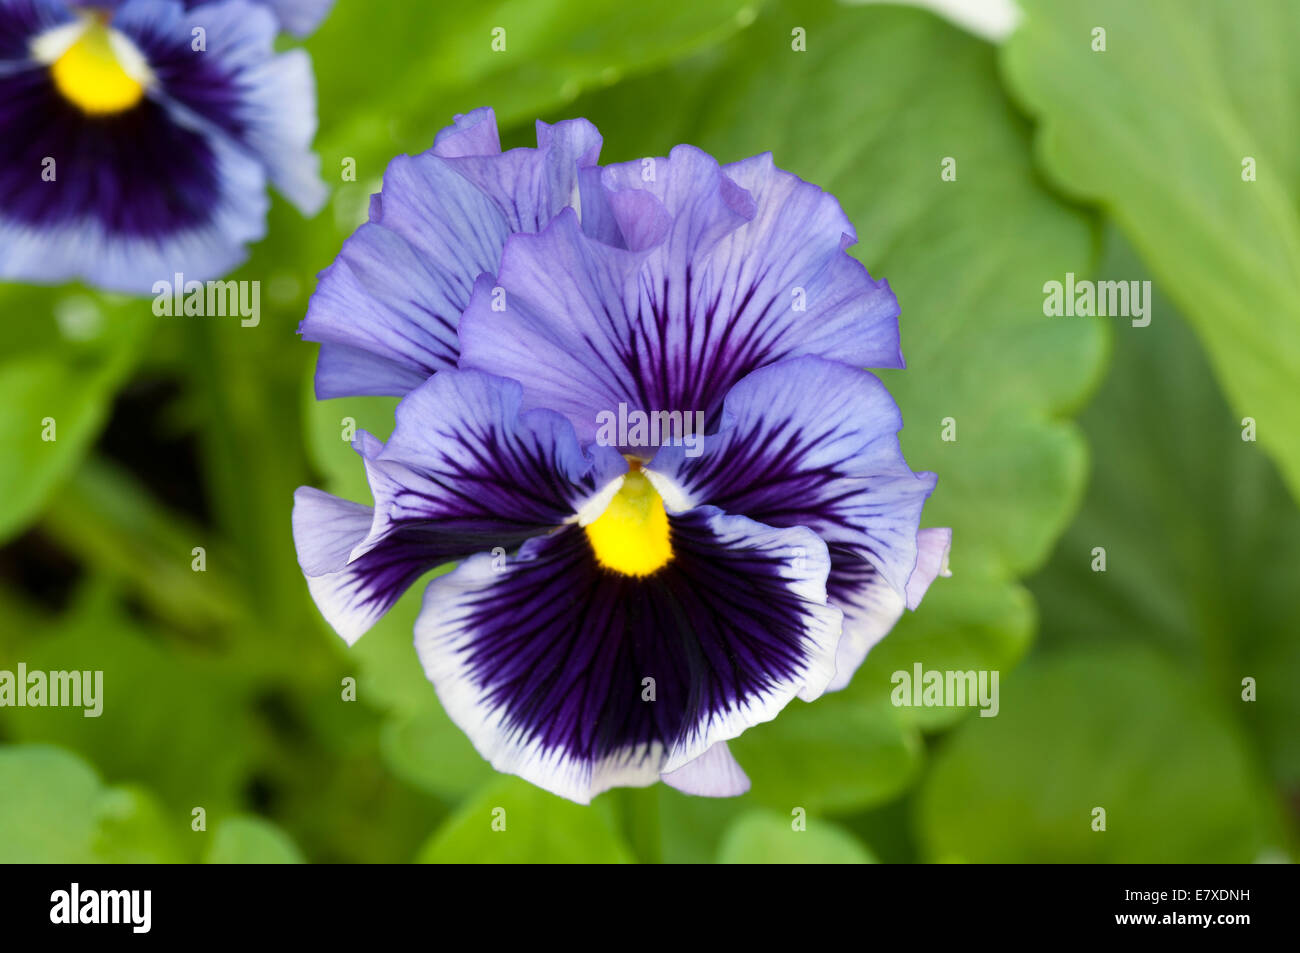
[38,12,152,115]
[584,462,673,577]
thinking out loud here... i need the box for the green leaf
[40,456,244,634]
[307,1,763,177]
[561,0,1104,800]
[93,786,189,864]
[0,292,147,544]
[204,816,305,864]
[655,787,750,864]
[1029,232,1300,790]
[916,645,1282,862]
[729,695,921,815]
[301,367,399,505]
[417,776,633,863]
[380,699,495,801]
[1,583,265,814]
[717,809,875,864]
[0,744,184,863]
[1003,0,1300,503]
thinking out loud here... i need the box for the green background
[1,0,1296,863]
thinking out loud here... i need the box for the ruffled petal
[430,106,501,158]
[413,507,841,804]
[301,111,602,398]
[827,528,952,692]
[305,214,483,398]
[292,369,625,644]
[716,152,902,368]
[646,356,936,598]
[661,741,750,797]
[459,146,901,443]
[242,0,333,37]
[437,117,602,232]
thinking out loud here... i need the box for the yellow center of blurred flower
[584,465,672,576]
[50,19,146,116]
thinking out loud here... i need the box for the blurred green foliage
[1006,0,1300,505]
[0,0,1295,862]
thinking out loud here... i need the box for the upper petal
[241,0,334,37]
[459,147,902,441]
[431,106,501,158]
[301,114,603,399]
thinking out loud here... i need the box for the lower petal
[414,508,841,804]
[661,741,750,797]
[293,370,624,644]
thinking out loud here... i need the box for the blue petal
[117,0,326,214]
[459,147,902,443]
[827,527,951,691]
[646,355,935,598]
[292,369,624,644]
[301,112,603,398]
[413,507,840,803]
[431,106,501,158]
[243,0,334,37]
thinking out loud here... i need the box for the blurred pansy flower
[294,115,949,803]
[0,0,328,291]
[235,0,334,37]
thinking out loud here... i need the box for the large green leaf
[1003,0,1300,502]
[417,776,633,863]
[1028,233,1300,790]
[380,699,496,801]
[717,809,875,864]
[0,582,265,814]
[0,290,147,543]
[0,744,184,863]
[916,645,1282,862]
[556,0,1104,808]
[918,235,1296,861]
[307,0,761,176]
[204,816,305,864]
[729,695,921,815]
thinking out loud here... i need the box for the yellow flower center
[50,19,146,116]
[584,466,673,576]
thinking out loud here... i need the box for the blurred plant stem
[182,317,335,679]
[41,455,243,639]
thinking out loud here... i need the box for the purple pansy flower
[293,111,950,803]
[0,0,328,291]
